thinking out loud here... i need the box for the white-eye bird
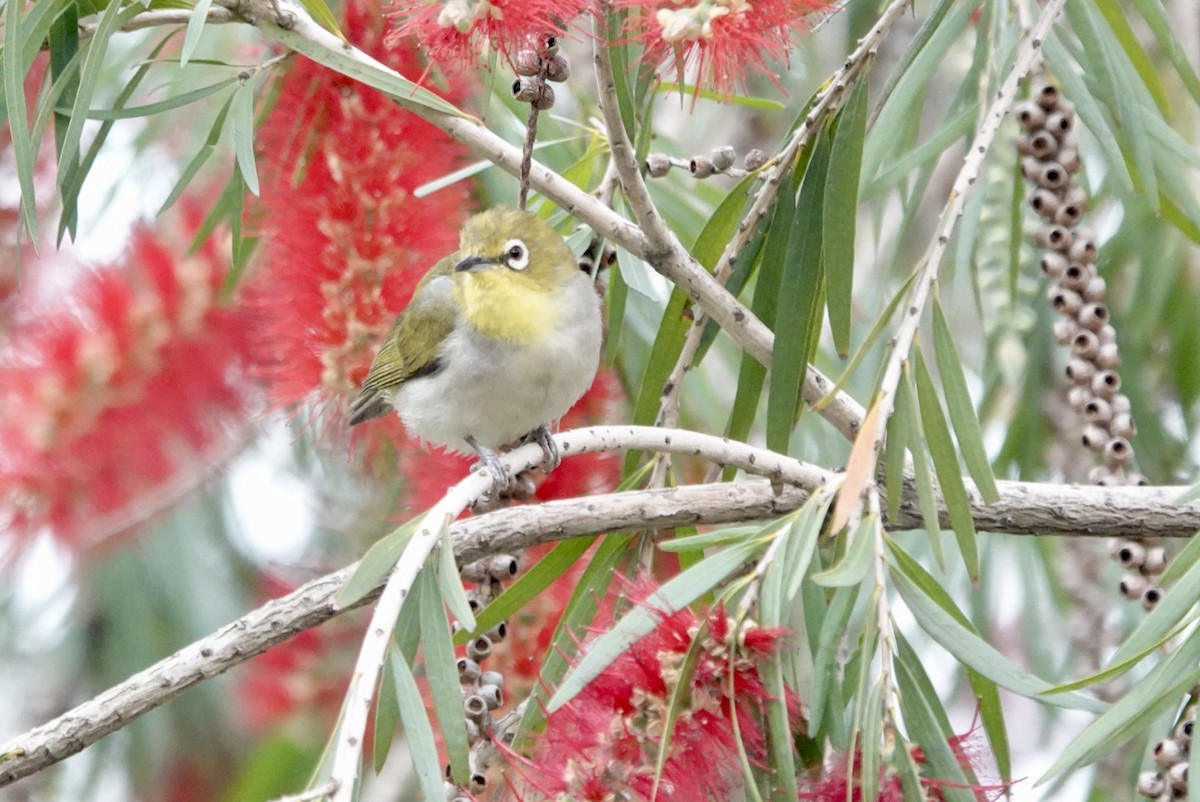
[347,207,602,482]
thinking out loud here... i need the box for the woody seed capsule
[645,153,672,178]
[710,146,736,171]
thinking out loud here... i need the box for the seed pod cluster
[511,36,568,111]
[1015,77,1164,605]
[645,146,767,179]
[1138,706,1195,799]
[443,552,519,798]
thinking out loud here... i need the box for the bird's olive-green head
[450,207,580,345]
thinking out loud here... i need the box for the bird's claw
[466,436,510,491]
[530,424,560,472]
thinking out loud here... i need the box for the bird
[347,207,602,486]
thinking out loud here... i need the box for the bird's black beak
[454,255,493,272]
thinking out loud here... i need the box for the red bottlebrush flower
[0,222,253,549]
[246,0,473,427]
[386,0,593,69]
[798,723,1008,802]
[620,0,829,93]
[514,579,798,801]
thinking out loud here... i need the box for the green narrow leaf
[898,365,945,567]
[767,132,831,453]
[158,96,231,214]
[780,491,831,602]
[181,0,215,67]
[894,632,977,802]
[889,542,1105,712]
[47,2,79,183]
[58,31,179,243]
[55,0,136,194]
[1127,0,1200,107]
[417,566,471,784]
[932,299,999,502]
[516,533,635,741]
[806,584,858,735]
[337,519,419,608]
[79,75,239,120]
[604,254,628,366]
[811,514,876,587]
[1091,0,1171,114]
[373,643,400,773]
[437,525,475,632]
[823,74,869,357]
[883,384,909,524]
[913,349,978,580]
[622,287,690,474]
[1039,627,1200,785]
[1043,613,1198,695]
[856,676,886,802]
[5,0,38,239]
[231,80,261,196]
[389,636,448,802]
[814,271,917,411]
[649,623,707,800]
[655,82,787,110]
[297,0,348,40]
[548,537,765,711]
[454,537,594,646]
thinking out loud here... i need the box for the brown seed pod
[544,53,570,82]
[709,146,736,171]
[1041,251,1069,277]
[1030,188,1060,219]
[1051,287,1083,315]
[1142,546,1169,576]
[467,634,493,662]
[743,148,767,170]
[514,49,541,76]
[1105,435,1133,465]
[1071,329,1100,359]
[1081,424,1108,451]
[1091,369,1122,398]
[645,153,672,178]
[1033,79,1061,109]
[1142,585,1164,611]
[1052,318,1079,345]
[1113,540,1146,568]
[1082,396,1112,423]
[1060,263,1091,291]
[1120,572,1149,599]
[487,554,519,581]
[690,156,716,179]
[1036,223,1073,252]
[1065,356,1095,384]
[1082,276,1107,302]
[1015,101,1048,129]
[1077,302,1109,331]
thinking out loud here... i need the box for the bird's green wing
[347,258,457,425]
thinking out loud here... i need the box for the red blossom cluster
[0,221,254,548]
[246,0,473,431]
[621,0,829,92]
[512,583,798,802]
[386,0,593,69]
[798,726,1007,802]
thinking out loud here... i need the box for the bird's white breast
[392,272,602,454]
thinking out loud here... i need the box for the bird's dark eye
[503,239,529,271]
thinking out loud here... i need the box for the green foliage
[6,1,1200,800]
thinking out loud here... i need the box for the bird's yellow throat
[453,271,558,345]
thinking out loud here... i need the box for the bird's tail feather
[347,389,391,426]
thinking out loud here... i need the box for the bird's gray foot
[528,424,560,472]
[466,436,510,490]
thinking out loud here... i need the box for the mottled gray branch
[3,475,1199,787]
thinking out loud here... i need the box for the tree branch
[4,461,1199,788]
[77,7,239,38]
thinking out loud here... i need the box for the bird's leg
[466,436,510,491]
[528,424,560,472]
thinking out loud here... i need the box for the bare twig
[77,6,239,38]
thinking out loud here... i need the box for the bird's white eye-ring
[503,239,529,271]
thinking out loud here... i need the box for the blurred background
[3,0,1200,800]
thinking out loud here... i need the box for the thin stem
[518,102,539,209]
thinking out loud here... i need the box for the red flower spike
[0,224,254,549]
[386,0,593,70]
[798,723,1010,802]
[515,579,797,801]
[618,0,829,93]
[247,0,473,425]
